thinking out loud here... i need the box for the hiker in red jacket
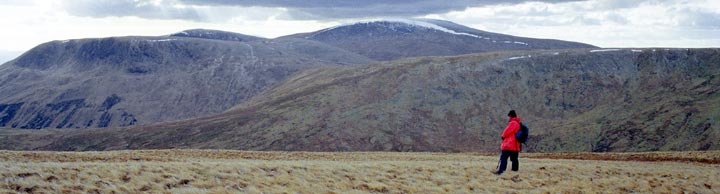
[493,110,521,175]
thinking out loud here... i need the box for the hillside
[0,19,601,130]
[283,19,597,60]
[4,48,718,152]
[0,32,373,129]
[1,150,718,193]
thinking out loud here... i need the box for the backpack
[515,122,529,143]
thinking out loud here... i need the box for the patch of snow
[307,19,485,39]
[148,39,176,42]
[631,49,643,52]
[498,40,529,46]
[507,55,532,60]
[60,40,70,43]
[553,52,560,55]
[590,49,622,53]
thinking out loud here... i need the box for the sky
[1,0,719,64]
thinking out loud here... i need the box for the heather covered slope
[6,48,718,152]
[219,48,720,152]
[0,33,373,129]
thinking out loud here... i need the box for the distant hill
[7,48,718,152]
[0,19,601,130]
[282,19,597,60]
[0,32,373,129]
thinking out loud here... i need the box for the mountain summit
[169,29,265,42]
[283,19,597,60]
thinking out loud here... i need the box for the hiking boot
[492,171,502,175]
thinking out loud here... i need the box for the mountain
[0,31,373,129]
[0,19,603,130]
[6,48,718,152]
[282,19,597,61]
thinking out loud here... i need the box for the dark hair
[508,110,517,118]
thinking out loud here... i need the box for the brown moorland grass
[1,150,718,193]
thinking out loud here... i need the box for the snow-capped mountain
[282,19,597,60]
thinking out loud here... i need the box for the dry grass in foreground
[1,150,718,193]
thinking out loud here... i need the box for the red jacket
[501,117,522,152]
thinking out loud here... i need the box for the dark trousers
[497,150,519,173]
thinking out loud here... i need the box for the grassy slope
[2,48,719,152]
[1,150,718,193]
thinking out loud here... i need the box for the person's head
[508,110,517,118]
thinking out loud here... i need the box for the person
[493,110,521,175]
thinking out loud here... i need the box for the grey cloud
[177,0,586,19]
[604,13,628,25]
[63,0,203,21]
[574,16,602,25]
[594,0,645,9]
[682,11,720,29]
[60,0,589,21]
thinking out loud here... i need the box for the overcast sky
[1,0,719,63]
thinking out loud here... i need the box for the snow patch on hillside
[148,39,176,42]
[308,19,485,39]
[170,30,216,37]
[508,55,532,60]
[502,41,529,46]
[590,49,622,53]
